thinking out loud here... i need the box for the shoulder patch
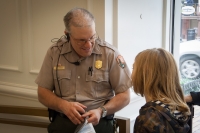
[116,55,125,68]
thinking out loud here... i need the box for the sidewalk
[193,105,200,133]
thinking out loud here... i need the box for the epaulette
[50,39,68,49]
[96,39,118,52]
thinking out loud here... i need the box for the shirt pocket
[86,71,112,98]
[53,69,71,96]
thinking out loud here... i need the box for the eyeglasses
[70,33,97,45]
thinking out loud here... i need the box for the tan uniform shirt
[35,38,132,111]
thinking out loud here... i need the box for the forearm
[37,86,67,112]
[104,89,130,115]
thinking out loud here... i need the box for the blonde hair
[132,48,190,113]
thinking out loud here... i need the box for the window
[179,0,200,95]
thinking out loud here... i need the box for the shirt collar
[60,41,72,55]
[60,38,102,55]
[92,39,102,55]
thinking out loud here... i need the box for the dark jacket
[134,101,190,133]
[190,91,200,106]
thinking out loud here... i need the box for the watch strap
[100,106,107,118]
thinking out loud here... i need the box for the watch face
[101,106,107,117]
[102,111,106,117]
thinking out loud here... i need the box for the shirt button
[78,76,80,79]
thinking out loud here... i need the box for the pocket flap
[54,70,71,80]
[86,72,109,83]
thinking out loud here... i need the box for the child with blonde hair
[132,48,191,133]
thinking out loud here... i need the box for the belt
[59,113,69,119]
[59,113,114,120]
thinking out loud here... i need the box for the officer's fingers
[85,113,99,124]
[90,117,99,126]
[65,108,84,124]
[68,114,82,125]
[75,102,86,106]
[86,116,94,123]
[81,111,90,118]
[76,107,86,115]
[74,104,87,115]
[76,103,87,110]
[66,103,84,115]
[73,110,85,122]
[79,103,87,109]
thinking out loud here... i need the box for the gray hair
[63,7,95,33]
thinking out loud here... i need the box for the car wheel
[180,55,200,79]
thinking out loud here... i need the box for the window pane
[180,0,200,95]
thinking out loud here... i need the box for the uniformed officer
[35,7,132,133]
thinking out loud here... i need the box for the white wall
[118,0,164,74]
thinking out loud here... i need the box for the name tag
[54,66,65,70]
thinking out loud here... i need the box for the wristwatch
[100,106,107,118]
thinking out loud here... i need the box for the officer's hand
[81,108,101,125]
[61,101,87,125]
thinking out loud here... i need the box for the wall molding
[29,69,39,74]
[27,0,36,74]
[0,0,23,72]
[0,81,37,101]
[0,65,21,72]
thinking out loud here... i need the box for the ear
[64,31,68,35]
[64,31,70,41]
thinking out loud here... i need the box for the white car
[179,40,200,79]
